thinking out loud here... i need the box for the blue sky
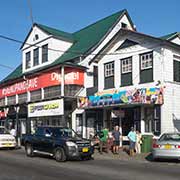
[0,0,179,80]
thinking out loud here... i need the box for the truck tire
[25,143,34,157]
[54,147,66,162]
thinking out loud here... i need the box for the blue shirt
[128,131,137,142]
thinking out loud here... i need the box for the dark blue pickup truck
[23,126,94,162]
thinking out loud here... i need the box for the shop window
[18,93,27,104]
[104,61,114,89]
[144,107,153,133]
[121,57,132,86]
[44,85,61,99]
[33,48,39,66]
[7,96,16,105]
[76,114,83,136]
[42,44,48,63]
[140,52,153,83]
[30,89,41,101]
[25,51,31,69]
[154,106,161,135]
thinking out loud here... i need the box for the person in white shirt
[10,126,16,137]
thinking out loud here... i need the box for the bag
[99,131,104,138]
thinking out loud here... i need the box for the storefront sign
[28,99,64,117]
[78,87,164,108]
[0,67,84,98]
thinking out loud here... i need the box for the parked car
[23,126,94,162]
[152,132,180,160]
[0,126,16,149]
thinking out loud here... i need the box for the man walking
[112,125,121,154]
[127,127,137,156]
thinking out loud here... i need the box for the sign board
[28,99,64,117]
[0,67,84,98]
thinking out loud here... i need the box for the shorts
[113,140,120,146]
[129,141,136,150]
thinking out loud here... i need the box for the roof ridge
[35,23,72,35]
[160,32,179,40]
[73,9,127,35]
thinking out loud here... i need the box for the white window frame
[140,52,153,70]
[121,57,132,74]
[104,62,114,77]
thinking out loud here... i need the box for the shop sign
[28,99,64,117]
[78,87,164,108]
[0,67,84,98]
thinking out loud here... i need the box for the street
[0,149,180,180]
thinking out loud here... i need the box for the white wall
[22,26,73,73]
[171,37,180,46]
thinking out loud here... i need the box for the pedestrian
[99,127,109,154]
[112,125,121,154]
[10,125,16,138]
[135,130,142,154]
[127,127,137,156]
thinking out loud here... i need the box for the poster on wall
[78,87,164,108]
[28,99,64,117]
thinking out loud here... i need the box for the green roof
[36,23,74,42]
[160,32,179,40]
[2,64,22,83]
[1,9,129,83]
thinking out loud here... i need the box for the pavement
[0,148,180,180]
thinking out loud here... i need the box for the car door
[41,128,54,153]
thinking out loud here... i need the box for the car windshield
[159,133,180,141]
[54,128,79,138]
[0,127,9,134]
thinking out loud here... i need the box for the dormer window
[33,48,39,66]
[25,51,31,69]
[42,44,48,63]
[121,22,127,29]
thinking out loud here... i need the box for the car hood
[0,134,15,139]
[65,137,90,144]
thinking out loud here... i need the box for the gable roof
[160,32,180,40]
[1,9,134,84]
[116,39,139,51]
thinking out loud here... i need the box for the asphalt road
[0,148,180,180]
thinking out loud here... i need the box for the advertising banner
[28,99,64,117]
[0,67,84,98]
[78,87,164,108]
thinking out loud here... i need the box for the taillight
[153,143,160,148]
[174,145,180,149]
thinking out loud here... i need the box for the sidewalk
[93,148,151,162]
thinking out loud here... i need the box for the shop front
[28,99,64,133]
[79,86,163,138]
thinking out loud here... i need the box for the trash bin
[141,134,153,153]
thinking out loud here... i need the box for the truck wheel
[25,144,34,157]
[54,148,66,162]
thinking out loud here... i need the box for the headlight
[66,141,77,148]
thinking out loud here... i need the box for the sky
[0,0,179,81]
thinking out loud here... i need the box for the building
[0,9,180,139]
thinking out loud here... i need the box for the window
[44,85,61,99]
[42,44,48,63]
[121,57,132,74]
[173,55,180,82]
[140,52,153,70]
[18,93,27,104]
[140,52,153,83]
[121,57,132,86]
[33,48,39,66]
[121,23,127,28]
[93,66,98,87]
[104,62,114,89]
[104,62,114,77]
[30,89,41,101]
[7,96,16,105]
[25,52,31,69]
[0,98,5,106]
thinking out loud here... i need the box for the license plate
[165,144,172,149]
[82,147,89,152]
[4,143,12,147]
